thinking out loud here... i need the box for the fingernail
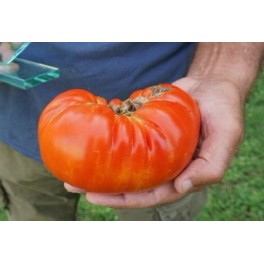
[64,183,86,193]
[181,179,193,193]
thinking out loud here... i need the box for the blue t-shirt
[0,42,197,161]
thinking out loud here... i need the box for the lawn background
[0,70,263,221]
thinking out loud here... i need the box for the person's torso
[0,42,197,160]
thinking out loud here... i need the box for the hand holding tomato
[63,76,244,208]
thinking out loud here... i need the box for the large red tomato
[38,83,200,193]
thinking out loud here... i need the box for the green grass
[0,70,263,221]
[77,195,117,221]
[0,207,7,221]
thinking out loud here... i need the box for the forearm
[188,42,264,101]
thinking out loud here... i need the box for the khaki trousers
[0,141,207,221]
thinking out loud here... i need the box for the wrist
[187,43,264,101]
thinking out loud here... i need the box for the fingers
[65,181,185,209]
[0,43,20,74]
[86,182,184,209]
[0,42,14,63]
[0,42,23,69]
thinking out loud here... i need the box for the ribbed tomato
[38,83,200,193]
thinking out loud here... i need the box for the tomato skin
[38,84,200,193]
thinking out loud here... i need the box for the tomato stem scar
[109,85,171,116]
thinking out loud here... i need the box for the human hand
[0,42,20,73]
[65,75,244,208]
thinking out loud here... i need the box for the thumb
[174,120,244,194]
